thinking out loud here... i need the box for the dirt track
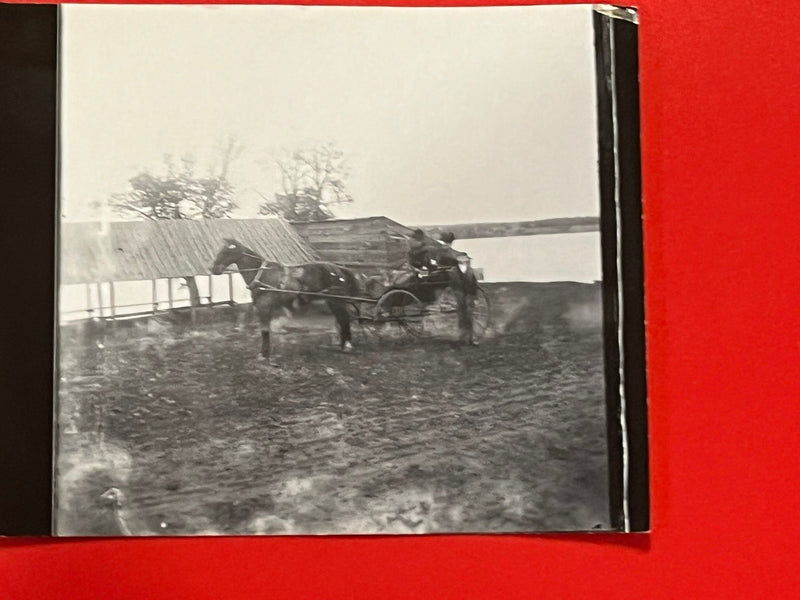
[56,282,610,535]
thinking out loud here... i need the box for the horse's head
[211,238,245,274]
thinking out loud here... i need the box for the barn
[291,216,440,275]
[59,216,317,321]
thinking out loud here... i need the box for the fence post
[152,279,157,314]
[208,274,213,305]
[86,283,94,318]
[108,281,116,321]
[228,273,234,305]
[190,280,197,326]
[96,282,104,319]
[167,277,174,310]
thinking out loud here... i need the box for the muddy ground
[55,282,610,535]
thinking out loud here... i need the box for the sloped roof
[293,215,463,245]
[292,215,410,228]
[291,216,467,271]
[292,215,429,239]
[59,217,318,284]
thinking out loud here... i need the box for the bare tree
[259,142,353,221]
[110,145,240,222]
[208,133,245,182]
[109,135,244,304]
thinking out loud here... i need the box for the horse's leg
[463,270,480,346]
[460,292,477,346]
[328,300,354,352]
[255,296,273,359]
[451,279,476,347]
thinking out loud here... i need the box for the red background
[4,0,800,597]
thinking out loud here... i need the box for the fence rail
[60,299,239,322]
[60,274,240,323]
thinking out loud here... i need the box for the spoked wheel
[423,286,492,341]
[352,301,386,341]
[374,289,426,338]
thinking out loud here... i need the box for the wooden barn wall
[293,218,414,273]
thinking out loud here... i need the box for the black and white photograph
[54,3,645,536]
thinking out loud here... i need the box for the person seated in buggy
[393,229,453,285]
[408,229,440,268]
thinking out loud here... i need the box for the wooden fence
[60,274,240,323]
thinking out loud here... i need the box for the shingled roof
[59,217,318,285]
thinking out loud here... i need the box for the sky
[60,4,600,227]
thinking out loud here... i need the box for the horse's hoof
[342,342,354,353]
[257,356,280,369]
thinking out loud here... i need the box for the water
[455,232,602,283]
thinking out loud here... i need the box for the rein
[227,250,315,272]
[246,281,377,304]
[219,250,300,290]
[222,249,364,299]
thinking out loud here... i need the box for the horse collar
[250,260,269,290]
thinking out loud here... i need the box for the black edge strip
[613,15,650,532]
[594,10,626,531]
[0,3,58,535]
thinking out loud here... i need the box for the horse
[210,239,361,360]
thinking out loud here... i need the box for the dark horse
[211,239,361,359]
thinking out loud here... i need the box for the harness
[229,250,282,289]
[236,251,345,298]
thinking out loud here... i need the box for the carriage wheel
[374,289,426,338]
[423,286,492,341]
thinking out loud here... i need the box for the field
[55,282,610,535]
